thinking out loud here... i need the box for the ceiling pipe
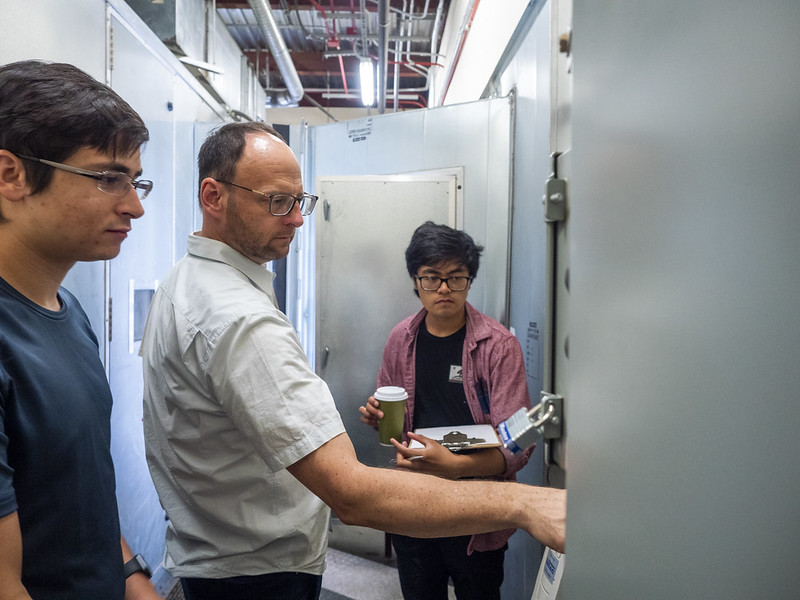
[377,0,390,113]
[302,93,339,123]
[424,0,445,105]
[248,0,304,107]
[393,41,400,112]
[393,0,408,112]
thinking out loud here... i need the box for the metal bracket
[543,152,567,223]
[536,391,564,440]
[543,178,567,222]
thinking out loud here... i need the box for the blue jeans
[180,571,322,600]
[391,534,506,600]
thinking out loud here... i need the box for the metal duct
[248,0,304,107]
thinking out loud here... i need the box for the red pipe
[339,56,349,93]
[306,0,334,39]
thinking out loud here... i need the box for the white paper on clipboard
[409,424,501,451]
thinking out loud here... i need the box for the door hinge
[108,297,113,343]
[543,152,567,223]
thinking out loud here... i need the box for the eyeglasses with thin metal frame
[16,154,153,199]
[217,179,318,217]
[415,275,473,292]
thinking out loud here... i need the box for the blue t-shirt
[0,276,124,599]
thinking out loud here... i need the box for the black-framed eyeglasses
[217,179,318,217]
[16,154,153,199]
[415,275,473,292]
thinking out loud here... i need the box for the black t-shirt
[0,276,124,599]
[412,321,474,429]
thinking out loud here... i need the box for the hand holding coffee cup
[358,396,383,430]
[373,386,408,446]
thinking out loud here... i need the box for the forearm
[392,432,506,480]
[121,536,161,600]
[346,465,563,548]
[451,447,506,479]
[288,433,566,552]
[125,572,160,600]
[0,512,32,600]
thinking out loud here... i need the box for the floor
[320,547,402,600]
[323,520,456,600]
[322,520,404,600]
[165,520,455,600]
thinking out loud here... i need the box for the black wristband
[123,554,152,579]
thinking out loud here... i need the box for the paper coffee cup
[374,386,408,446]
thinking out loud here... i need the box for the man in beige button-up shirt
[142,121,565,600]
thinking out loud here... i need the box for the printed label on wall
[347,118,372,142]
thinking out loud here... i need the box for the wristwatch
[123,554,152,579]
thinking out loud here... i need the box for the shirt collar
[187,234,276,296]
[406,302,488,341]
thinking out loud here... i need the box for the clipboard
[409,424,501,451]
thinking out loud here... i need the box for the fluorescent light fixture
[359,58,375,106]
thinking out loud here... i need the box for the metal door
[315,174,460,467]
[564,2,800,597]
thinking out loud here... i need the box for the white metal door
[315,174,460,467]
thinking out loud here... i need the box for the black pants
[392,534,506,600]
[180,571,322,600]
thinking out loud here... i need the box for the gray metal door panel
[315,175,457,467]
[565,2,800,597]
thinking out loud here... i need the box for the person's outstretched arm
[287,432,566,552]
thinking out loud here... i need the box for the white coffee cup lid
[374,386,408,401]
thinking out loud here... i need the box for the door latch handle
[320,345,330,369]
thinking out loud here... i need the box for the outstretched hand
[523,486,567,554]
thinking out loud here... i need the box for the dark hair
[197,121,285,208]
[0,60,149,198]
[405,221,484,281]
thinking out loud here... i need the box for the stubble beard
[226,195,292,263]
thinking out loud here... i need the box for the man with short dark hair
[142,122,565,600]
[359,221,534,600]
[0,60,160,600]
